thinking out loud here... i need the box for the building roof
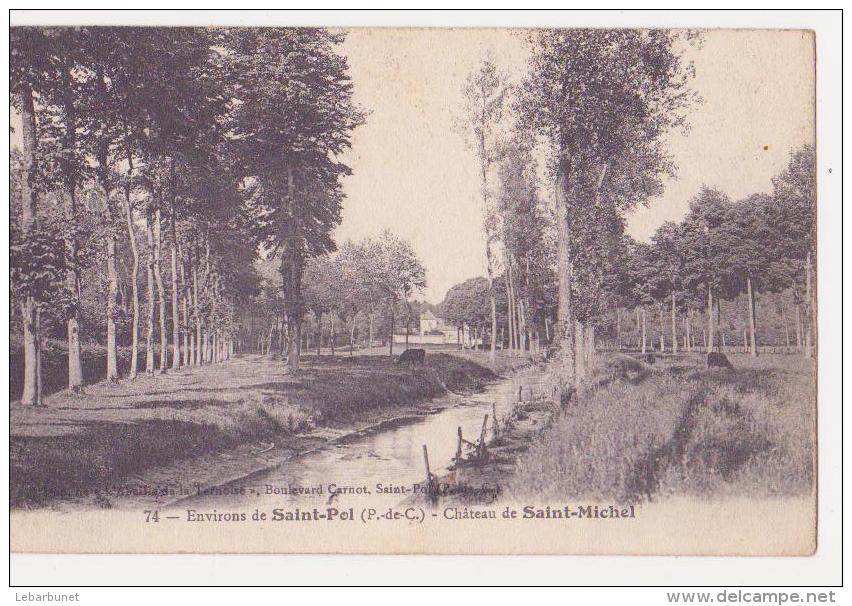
[420,310,438,320]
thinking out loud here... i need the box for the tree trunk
[487,270,498,362]
[182,291,190,365]
[616,307,622,351]
[706,285,715,352]
[805,252,815,358]
[316,312,322,357]
[405,310,409,348]
[282,166,304,371]
[144,206,156,375]
[169,167,181,369]
[508,258,518,351]
[188,300,196,364]
[635,306,641,350]
[368,313,374,354]
[555,159,576,390]
[61,187,83,393]
[795,303,803,352]
[154,207,167,372]
[93,72,119,383]
[18,84,43,405]
[124,152,140,379]
[587,324,595,360]
[58,75,84,393]
[181,256,191,366]
[389,306,395,357]
[716,296,723,353]
[747,276,758,357]
[641,307,647,354]
[574,320,586,381]
[684,310,691,352]
[331,314,335,355]
[505,270,515,353]
[106,231,119,381]
[784,310,791,349]
[476,94,498,365]
[287,317,301,370]
[202,329,209,365]
[671,292,678,355]
[194,266,201,365]
[658,302,665,353]
[265,323,275,358]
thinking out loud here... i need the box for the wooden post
[422,444,432,483]
[478,414,489,459]
[492,402,499,439]
[456,427,463,466]
[517,385,523,403]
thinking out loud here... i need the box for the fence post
[478,414,489,459]
[422,444,431,483]
[423,444,438,501]
[492,402,499,439]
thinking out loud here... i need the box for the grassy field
[445,348,546,376]
[507,352,815,502]
[10,352,496,508]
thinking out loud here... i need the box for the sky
[9,28,815,304]
[334,28,815,303]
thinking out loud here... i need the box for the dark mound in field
[588,354,652,390]
[396,348,426,364]
[707,352,734,369]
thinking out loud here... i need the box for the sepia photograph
[7,10,840,584]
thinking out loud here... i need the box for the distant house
[419,310,442,334]
[393,310,479,347]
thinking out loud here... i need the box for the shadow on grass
[55,399,237,411]
[10,418,235,508]
[11,352,501,508]
[627,387,774,502]
[250,382,307,393]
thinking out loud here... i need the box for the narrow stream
[179,371,543,512]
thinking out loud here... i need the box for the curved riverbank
[10,352,503,509]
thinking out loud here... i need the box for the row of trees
[454,31,815,385]
[11,27,363,405]
[618,155,815,359]
[241,230,427,358]
[458,59,557,363]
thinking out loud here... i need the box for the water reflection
[180,378,521,511]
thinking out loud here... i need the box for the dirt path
[11,355,297,438]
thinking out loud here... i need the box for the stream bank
[10,352,500,510]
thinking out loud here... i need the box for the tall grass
[508,353,815,502]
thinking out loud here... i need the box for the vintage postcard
[9,22,818,557]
